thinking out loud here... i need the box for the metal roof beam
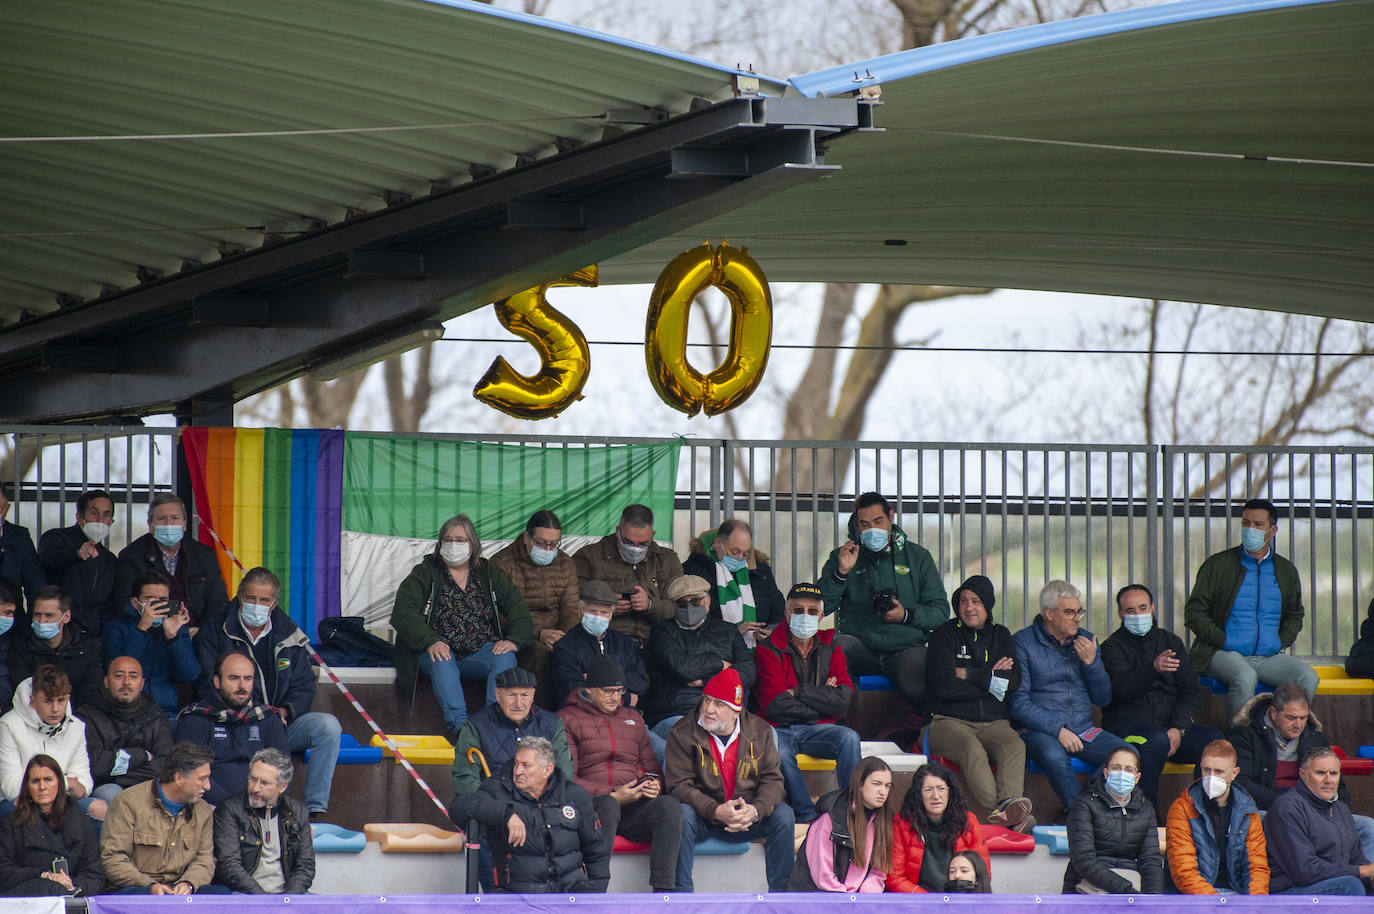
[0,96,877,423]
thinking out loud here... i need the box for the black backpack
[316,616,395,668]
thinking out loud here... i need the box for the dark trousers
[1106,720,1225,803]
[835,635,928,710]
[592,793,682,891]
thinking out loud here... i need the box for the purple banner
[85,894,1372,914]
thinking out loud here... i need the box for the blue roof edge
[412,0,791,92]
[787,0,1347,98]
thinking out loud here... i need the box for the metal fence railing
[4,428,1370,660]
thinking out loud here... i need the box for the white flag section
[339,533,605,630]
[0,898,63,914]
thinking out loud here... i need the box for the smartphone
[620,591,635,601]
[51,857,68,875]
[634,773,660,786]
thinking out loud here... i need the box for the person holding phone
[1009,581,1128,814]
[102,570,201,716]
[572,504,684,646]
[0,754,103,896]
[558,657,679,892]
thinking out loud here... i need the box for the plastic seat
[857,675,896,691]
[983,824,1035,855]
[796,754,837,771]
[369,734,456,765]
[1333,745,1373,776]
[1031,825,1070,855]
[694,837,752,855]
[1162,761,1194,775]
[1359,746,1374,760]
[307,733,384,764]
[363,823,465,853]
[613,835,652,853]
[1312,664,1374,696]
[311,823,367,853]
[1198,676,1267,696]
[1026,756,1093,774]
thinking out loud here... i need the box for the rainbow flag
[182,427,344,639]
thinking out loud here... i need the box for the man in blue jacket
[1184,498,1319,718]
[1010,579,1127,812]
[177,651,289,804]
[103,569,201,716]
[193,567,340,818]
[1264,747,1373,895]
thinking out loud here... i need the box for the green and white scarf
[701,531,756,626]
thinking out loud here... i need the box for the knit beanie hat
[584,655,626,690]
[702,668,744,711]
[952,574,996,613]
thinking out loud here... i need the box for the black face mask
[944,879,977,893]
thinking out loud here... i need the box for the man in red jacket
[753,582,860,823]
[557,656,680,892]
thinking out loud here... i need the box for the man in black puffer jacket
[644,575,756,735]
[449,736,608,893]
[1101,583,1222,804]
[78,655,174,802]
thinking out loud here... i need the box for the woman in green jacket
[390,515,534,735]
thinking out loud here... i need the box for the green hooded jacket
[819,516,949,652]
[390,554,534,694]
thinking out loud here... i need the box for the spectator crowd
[1,483,1371,896]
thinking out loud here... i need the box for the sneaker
[988,796,1034,831]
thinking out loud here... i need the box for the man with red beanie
[753,582,859,823]
[664,667,793,892]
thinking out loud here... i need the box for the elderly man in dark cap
[924,574,1033,831]
[559,656,679,892]
[551,580,647,708]
[452,666,572,798]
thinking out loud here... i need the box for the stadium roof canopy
[0,0,1370,422]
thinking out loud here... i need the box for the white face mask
[440,542,470,567]
[81,521,110,543]
[1202,775,1229,800]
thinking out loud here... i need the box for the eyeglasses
[1051,608,1085,619]
[675,598,706,608]
[920,784,950,796]
[1106,765,1140,776]
[530,536,561,550]
[595,687,626,697]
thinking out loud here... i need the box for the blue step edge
[306,733,384,764]
[311,823,367,853]
[857,675,896,691]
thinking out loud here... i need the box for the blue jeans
[776,723,861,821]
[1277,875,1366,896]
[291,711,343,813]
[1021,727,1130,808]
[419,641,517,733]
[1106,720,1224,803]
[675,801,795,892]
[648,716,682,771]
[1205,650,1320,718]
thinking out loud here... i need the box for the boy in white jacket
[0,665,104,820]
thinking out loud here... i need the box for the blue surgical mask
[581,612,610,638]
[860,528,889,552]
[1123,613,1153,636]
[241,601,272,627]
[788,613,820,639]
[32,621,62,641]
[720,554,747,573]
[153,524,184,547]
[1241,527,1267,553]
[0,616,12,636]
[1105,770,1137,796]
[529,545,557,567]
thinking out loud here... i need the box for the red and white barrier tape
[195,514,450,817]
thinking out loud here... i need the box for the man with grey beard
[211,748,315,893]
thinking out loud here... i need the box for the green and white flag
[340,435,681,626]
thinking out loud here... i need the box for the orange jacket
[886,810,989,893]
[1166,780,1268,895]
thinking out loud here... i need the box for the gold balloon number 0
[472,266,597,420]
[645,242,772,417]
[473,243,772,419]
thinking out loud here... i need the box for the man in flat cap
[551,580,647,708]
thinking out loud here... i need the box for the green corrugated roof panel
[0,0,778,324]
[602,0,1374,320]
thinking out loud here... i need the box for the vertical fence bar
[979,449,988,576]
[1042,451,1050,594]
[1156,447,1169,629]
[1085,450,1093,613]
[938,449,947,586]
[1352,456,1361,645]
[709,443,722,529]
[1329,451,1338,656]
[1000,449,1009,625]
[1308,453,1317,656]
[958,448,967,577]
[1106,452,1114,608]
[1063,451,1071,582]
[811,446,820,581]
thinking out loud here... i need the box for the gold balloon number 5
[473,243,772,419]
[645,242,773,417]
[472,265,597,420]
